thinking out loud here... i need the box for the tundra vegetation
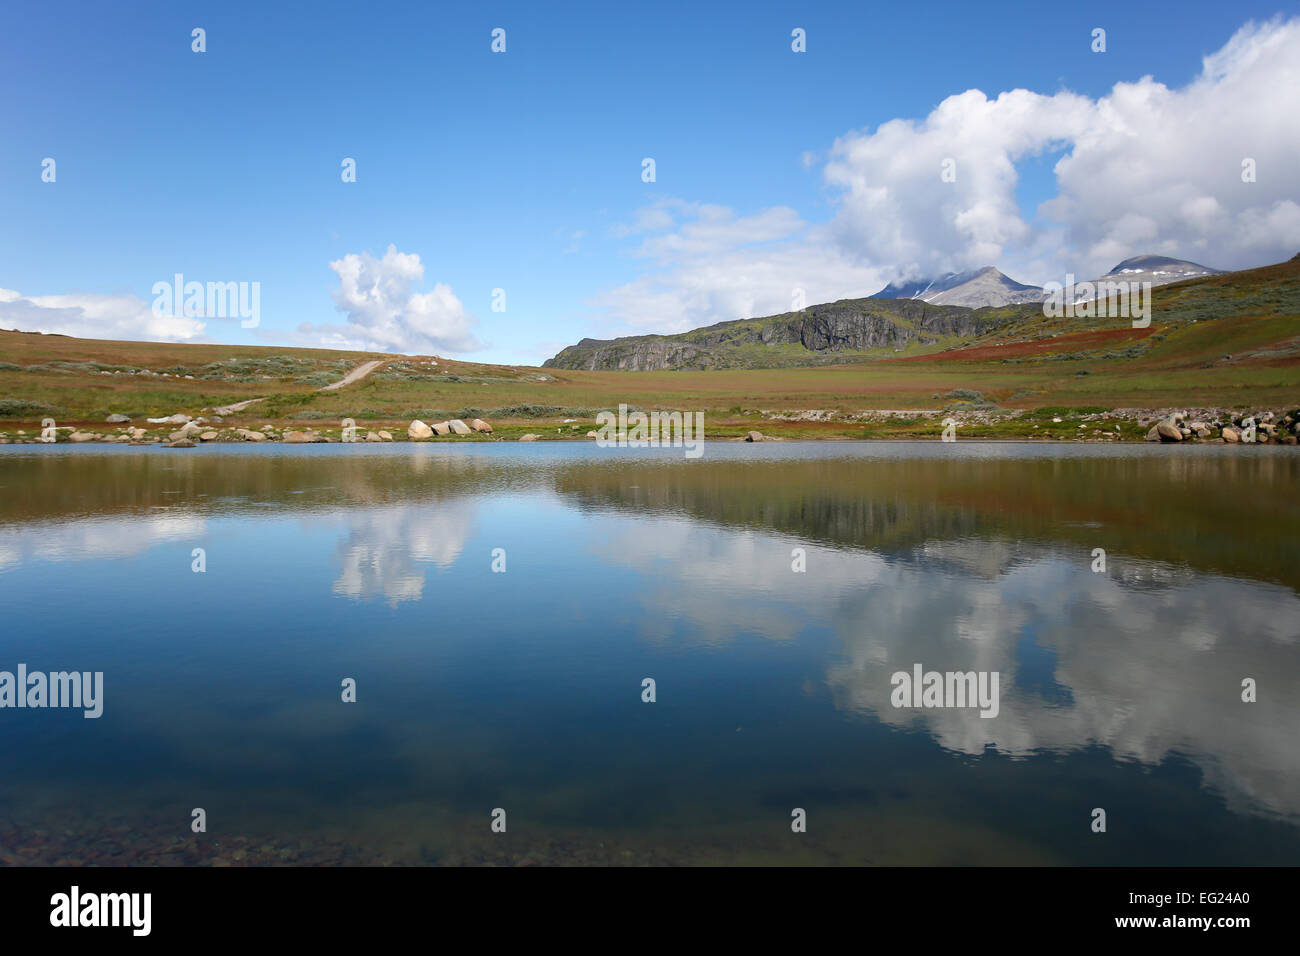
[1,257,1297,445]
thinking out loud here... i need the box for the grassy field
[1,257,1297,443]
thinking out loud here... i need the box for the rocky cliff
[544,297,1020,370]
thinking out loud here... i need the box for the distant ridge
[544,252,1247,371]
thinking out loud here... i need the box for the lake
[1,441,1298,866]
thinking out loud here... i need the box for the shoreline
[3,405,1298,448]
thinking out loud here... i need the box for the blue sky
[2,1,1298,364]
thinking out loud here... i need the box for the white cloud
[831,15,1300,281]
[825,87,1094,279]
[1044,17,1300,276]
[593,205,888,335]
[594,17,1300,334]
[0,289,205,342]
[313,244,482,355]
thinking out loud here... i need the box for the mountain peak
[871,266,1043,308]
[1104,254,1221,279]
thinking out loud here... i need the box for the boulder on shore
[431,421,451,436]
[377,430,392,441]
[167,438,196,448]
[448,419,472,436]
[1156,420,1183,442]
[235,428,267,442]
[519,434,540,442]
[282,431,322,444]
[745,430,764,442]
[1222,427,1240,443]
[408,420,434,440]
[106,413,131,423]
[469,418,493,433]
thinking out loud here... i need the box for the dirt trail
[208,360,384,416]
[210,397,266,415]
[320,360,384,391]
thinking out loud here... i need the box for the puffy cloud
[317,244,482,355]
[831,16,1300,281]
[597,17,1300,333]
[1045,17,1300,276]
[593,204,888,335]
[0,289,205,342]
[825,87,1093,279]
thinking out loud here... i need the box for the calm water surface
[1,442,1298,865]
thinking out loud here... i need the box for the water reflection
[1,443,1298,864]
[331,507,476,605]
